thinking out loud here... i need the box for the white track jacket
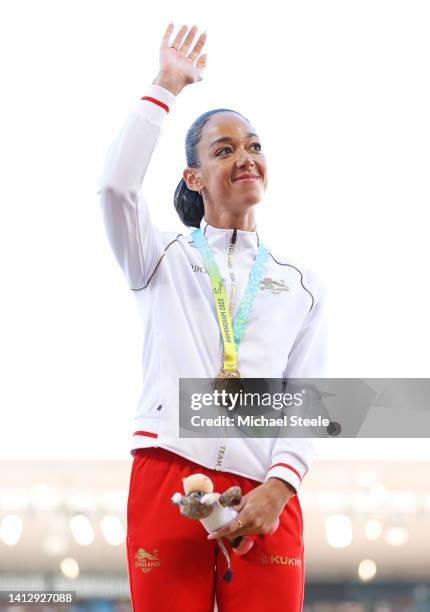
[98,84,327,493]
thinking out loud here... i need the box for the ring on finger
[235,518,244,529]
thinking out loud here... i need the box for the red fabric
[126,447,305,612]
[270,462,304,482]
[140,95,169,113]
[133,430,158,439]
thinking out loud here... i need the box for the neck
[203,208,256,232]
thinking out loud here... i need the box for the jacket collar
[195,216,260,253]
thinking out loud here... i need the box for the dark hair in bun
[174,108,249,227]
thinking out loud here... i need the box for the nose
[235,148,255,168]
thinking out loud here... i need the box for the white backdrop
[1,0,429,460]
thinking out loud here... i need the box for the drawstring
[217,538,233,582]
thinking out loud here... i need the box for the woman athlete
[99,22,326,612]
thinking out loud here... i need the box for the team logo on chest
[134,548,161,573]
[259,277,289,295]
[190,263,208,274]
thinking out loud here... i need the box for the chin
[241,191,263,206]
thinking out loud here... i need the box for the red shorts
[126,447,305,612]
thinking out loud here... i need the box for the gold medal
[214,367,243,400]
[217,368,241,379]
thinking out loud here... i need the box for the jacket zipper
[227,229,238,318]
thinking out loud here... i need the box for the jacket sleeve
[98,84,177,289]
[265,275,327,492]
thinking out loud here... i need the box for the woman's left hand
[207,478,295,540]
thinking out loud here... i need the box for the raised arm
[98,24,207,289]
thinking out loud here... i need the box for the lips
[232,174,260,182]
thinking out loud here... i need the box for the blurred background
[1,450,430,611]
[1,0,429,610]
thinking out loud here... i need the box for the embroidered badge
[134,548,161,573]
[259,277,289,295]
[190,263,208,274]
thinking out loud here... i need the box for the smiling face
[183,111,267,216]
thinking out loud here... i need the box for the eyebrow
[209,133,259,149]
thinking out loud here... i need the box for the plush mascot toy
[171,473,279,581]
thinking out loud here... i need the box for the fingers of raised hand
[161,22,174,47]
[168,24,189,52]
[162,23,207,63]
[188,31,207,62]
[178,25,198,55]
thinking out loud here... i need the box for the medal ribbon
[192,228,269,373]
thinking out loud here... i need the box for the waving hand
[153,24,208,95]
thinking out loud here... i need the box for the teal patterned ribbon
[192,228,268,352]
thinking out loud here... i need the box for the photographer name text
[190,415,329,428]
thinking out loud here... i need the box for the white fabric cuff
[133,83,177,122]
[265,462,305,493]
